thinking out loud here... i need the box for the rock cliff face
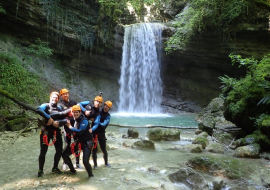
[1,0,270,112]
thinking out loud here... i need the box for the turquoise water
[110,112,198,128]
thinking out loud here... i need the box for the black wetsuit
[62,114,94,177]
[37,102,63,171]
[83,102,101,123]
[58,99,78,164]
[92,109,111,166]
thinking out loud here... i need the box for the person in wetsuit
[91,100,113,169]
[62,105,96,178]
[36,91,64,177]
[79,94,103,122]
[57,88,82,170]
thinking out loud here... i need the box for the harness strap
[43,130,57,146]
[66,132,76,139]
[92,134,98,149]
[71,142,81,157]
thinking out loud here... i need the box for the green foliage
[0,4,6,14]
[220,54,270,147]
[221,54,270,113]
[165,0,270,53]
[0,52,48,107]
[27,38,53,59]
[219,75,237,98]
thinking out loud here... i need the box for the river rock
[232,136,257,149]
[195,129,203,135]
[132,140,155,150]
[123,140,133,147]
[205,143,225,154]
[184,144,203,153]
[198,118,216,135]
[168,167,208,190]
[234,143,261,158]
[211,177,227,190]
[162,128,181,141]
[212,130,235,146]
[192,136,209,149]
[127,128,139,138]
[147,128,163,141]
[197,131,209,138]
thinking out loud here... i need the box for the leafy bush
[27,38,53,59]
[220,54,270,142]
[0,52,48,107]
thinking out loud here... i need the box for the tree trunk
[0,88,37,113]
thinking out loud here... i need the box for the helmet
[72,105,81,112]
[60,88,69,95]
[94,95,103,103]
[105,101,113,108]
[50,91,60,99]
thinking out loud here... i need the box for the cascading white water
[118,23,163,114]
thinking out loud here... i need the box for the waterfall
[118,23,163,114]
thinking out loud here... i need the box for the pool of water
[110,112,198,128]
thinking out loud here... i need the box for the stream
[0,113,269,190]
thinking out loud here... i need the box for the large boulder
[168,168,208,190]
[192,136,209,149]
[184,144,203,153]
[205,143,225,154]
[195,98,233,126]
[162,128,181,141]
[213,130,235,146]
[127,128,139,138]
[132,140,155,150]
[234,143,261,158]
[198,118,216,135]
[147,128,163,141]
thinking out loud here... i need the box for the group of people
[36,88,112,178]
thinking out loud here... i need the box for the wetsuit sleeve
[79,101,90,112]
[91,115,101,132]
[100,115,111,128]
[36,104,50,120]
[69,119,89,135]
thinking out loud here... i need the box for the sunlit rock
[184,144,203,153]
[162,129,181,141]
[205,143,225,154]
[234,144,261,158]
[147,128,163,141]
[192,136,209,149]
[132,140,155,150]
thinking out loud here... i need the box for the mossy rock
[197,131,209,138]
[185,144,203,153]
[213,131,234,146]
[187,156,243,179]
[168,168,207,189]
[132,140,155,150]
[234,143,261,158]
[147,128,163,141]
[7,117,28,131]
[162,128,181,141]
[192,136,209,149]
[127,128,139,138]
[205,143,225,154]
